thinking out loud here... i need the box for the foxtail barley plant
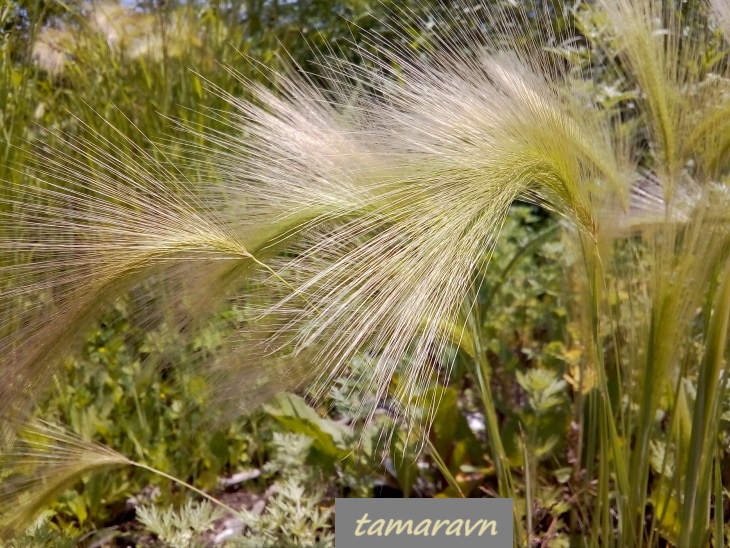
[4,0,730,545]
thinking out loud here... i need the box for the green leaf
[265,393,352,459]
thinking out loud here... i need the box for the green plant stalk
[581,238,630,546]
[679,256,730,547]
[626,239,685,547]
[473,354,512,501]
[520,425,533,547]
[628,307,660,546]
[713,450,724,548]
[425,438,464,498]
[649,372,688,548]
[466,305,521,545]
[133,462,241,519]
[585,388,601,544]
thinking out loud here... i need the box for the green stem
[679,256,730,547]
[425,438,464,498]
[133,463,242,519]
[464,300,521,545]
[580,237,629,546]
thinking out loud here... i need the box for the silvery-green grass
[3,0,730,545]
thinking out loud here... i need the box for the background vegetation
[3,0,730,547]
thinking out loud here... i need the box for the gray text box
[335,498,513,547]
